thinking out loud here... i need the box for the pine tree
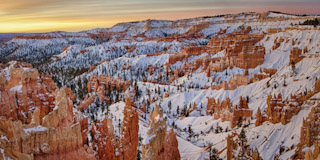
[176,105,180,115]
[239,128,247,146]
[168,100,172,113]
[291,61,296,74]
[209,147,221,160]
[237,116,243,127]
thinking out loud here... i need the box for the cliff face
[0,62,57,124]
[91,118,117,160]
[0,62,95,160]
[142,104,167,160]
[208,26,265,70]
[119,95,139,160]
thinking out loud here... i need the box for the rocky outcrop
[142,104,180,160]
[267,28,282,34]
[272,37,284,50]
[290,47,305,65]
[265,93,303,125]
[226,134,262,160]
[0,88,95,160]
[80,117,89,145]
[250,68,277,83]
[300,105,320,147]
[85,74,130,105]
[142,104,167,160]
[304,142,320,160]
[208,26,264,56]
[262,79,320,126]
[119,94,139,160]
[162,129,180,160]
[255,108,268,127]
[207,97,252,128]
[91,118,117,160]
[90,93,139,160]
[0,62,95,159]
[227,135,236,160]
[294,102,320,159]
[211,75,249,90]
[0,62,57,124]
[78,94,97,111]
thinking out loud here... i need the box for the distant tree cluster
[300,18,319,27]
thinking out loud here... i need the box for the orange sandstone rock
[142,104,180,160]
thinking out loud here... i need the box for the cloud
[0,0,319,32]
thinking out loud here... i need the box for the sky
[0,0,319,33]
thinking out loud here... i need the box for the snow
[211,50,225,58]
[0,135,8,141]
[24,125,48,134]
[3,68,10,81]
[142,134,156,145]
[178,136,204,160]
[10,85,22,93]
[53,105,59,111]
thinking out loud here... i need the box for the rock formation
[0,62,95,159]
[265,93,302,125]
[89,92,140,160]
[142,104,167,160]
[227,135,235,160]
[79,74,131,111]
[226,134,262,160]
[304,142,320,160]
[0,89,95,160]
[290,47,305,65]
[263,78,320,126]
[119,94,139,160]
[296,104,320,159]
[255,108,268,127]
[267,28,282,34]
[207,97,252,128]
[0,62,57,124]
[142,104,180,160]
[300,105,320,147]
[211,75,249,90]
[91,118,117,160]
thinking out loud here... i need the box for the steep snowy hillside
[0,11,320,160]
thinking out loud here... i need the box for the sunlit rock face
[89,93,139,160]
[91,118,117,160]
[0,62,95,160]
[142,104,180,160]
[119,94,140,160]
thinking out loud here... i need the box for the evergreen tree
[237,117,243,127]
[176,105,180,115]
[168,100,172,113]
[209,147,221,160]
[291,61,296,74]
[239,128,247,146]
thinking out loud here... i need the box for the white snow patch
[10,85,22,93]
[24,125,48,134]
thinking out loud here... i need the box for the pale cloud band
[0,0,319,32]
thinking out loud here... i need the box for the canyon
[0,11,320,159]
